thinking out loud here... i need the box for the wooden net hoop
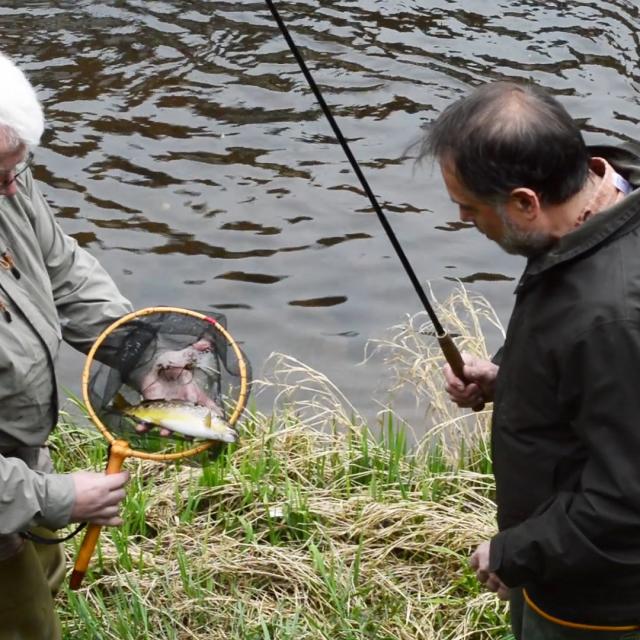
[81,306,250,462]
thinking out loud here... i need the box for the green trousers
[0,530,65,640]
[510,589,640,640]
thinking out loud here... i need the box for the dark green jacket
[489,144,640,625]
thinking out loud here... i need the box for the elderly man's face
[0,141,28,197]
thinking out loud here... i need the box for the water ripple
[2,0,637,419]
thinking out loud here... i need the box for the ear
[507,188,541,222]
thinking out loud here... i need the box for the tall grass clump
[53,285,508,639]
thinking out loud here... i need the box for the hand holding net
[69,307,250,589]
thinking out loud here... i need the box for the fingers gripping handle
[437,333,485,412]
[69,440,130,590]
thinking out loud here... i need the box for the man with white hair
[0,53,131,638]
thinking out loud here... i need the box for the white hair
[0,52,44,149]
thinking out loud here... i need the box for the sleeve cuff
[489,533,508,579]
[37,473,76,530]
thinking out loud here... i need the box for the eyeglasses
[0,151,34,189]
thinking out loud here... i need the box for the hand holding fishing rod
[264,0,485,411]
[443,353,498,409]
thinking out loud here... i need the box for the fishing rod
[264,0,483,410]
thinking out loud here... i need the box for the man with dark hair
[422,81,640,637]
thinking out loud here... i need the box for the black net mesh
[87,310,251,456]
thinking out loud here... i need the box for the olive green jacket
[0,168,131,536]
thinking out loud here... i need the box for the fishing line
[264,0,480,404]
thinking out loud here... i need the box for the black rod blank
[264,1,486,413]
[263,0,446,336]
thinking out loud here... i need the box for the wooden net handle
[69,440,130,590]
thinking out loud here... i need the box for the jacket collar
[516,144,640,292]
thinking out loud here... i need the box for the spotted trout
[115,397,237,443]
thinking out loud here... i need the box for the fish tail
[112,393,132,412]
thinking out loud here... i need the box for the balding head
[419,82,589,206]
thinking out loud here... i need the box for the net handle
[69,440,130,590]
[81,306,250,462]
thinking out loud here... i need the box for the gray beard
[496,205,554,257]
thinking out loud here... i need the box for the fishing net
[70,306,251,589]
[86,307,250,459]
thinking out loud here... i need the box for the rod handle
[438,333,485,412]
[69,440,130,590]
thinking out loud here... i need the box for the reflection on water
[1,0,638,427]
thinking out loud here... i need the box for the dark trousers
[0,531,64,640]
[510,589,640,640]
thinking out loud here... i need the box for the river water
[1,1,639,428]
